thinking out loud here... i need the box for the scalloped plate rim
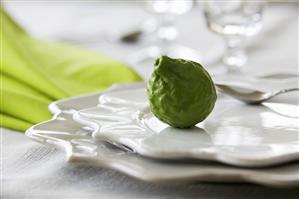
[25,111,299,188]
[73,83,299,167]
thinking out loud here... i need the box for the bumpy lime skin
[147,56,217,128]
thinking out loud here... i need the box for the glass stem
[156,14,178,52]
[223,35,247,71]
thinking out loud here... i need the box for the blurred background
[3,0,298,78]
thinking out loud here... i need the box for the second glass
[204,1,265,72]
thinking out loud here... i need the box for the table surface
[2,2,299,199]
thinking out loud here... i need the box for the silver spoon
[215,83,299,104]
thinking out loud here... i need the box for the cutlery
[259,73,299,79]
[215,83,299,104]
[120,18,157,43]
[120,30,144,43]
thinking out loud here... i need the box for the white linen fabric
[2,130,299,199]
[1,2,298,199]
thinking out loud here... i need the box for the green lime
[147,56,217,128]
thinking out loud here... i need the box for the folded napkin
[1,8,143,131]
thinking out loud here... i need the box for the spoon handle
[276,88,299,95]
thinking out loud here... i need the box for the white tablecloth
[2,2,299,199]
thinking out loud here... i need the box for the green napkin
[1,114,33,132]
[1,74,52,124]
[1,8,143,131]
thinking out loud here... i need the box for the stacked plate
[26,82,299,188]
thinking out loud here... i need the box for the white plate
[74,83,299,167]
[48,83,146,114]
[26,111,299,188]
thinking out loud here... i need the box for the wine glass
[129,0,200,68]
[203,1,265,72]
